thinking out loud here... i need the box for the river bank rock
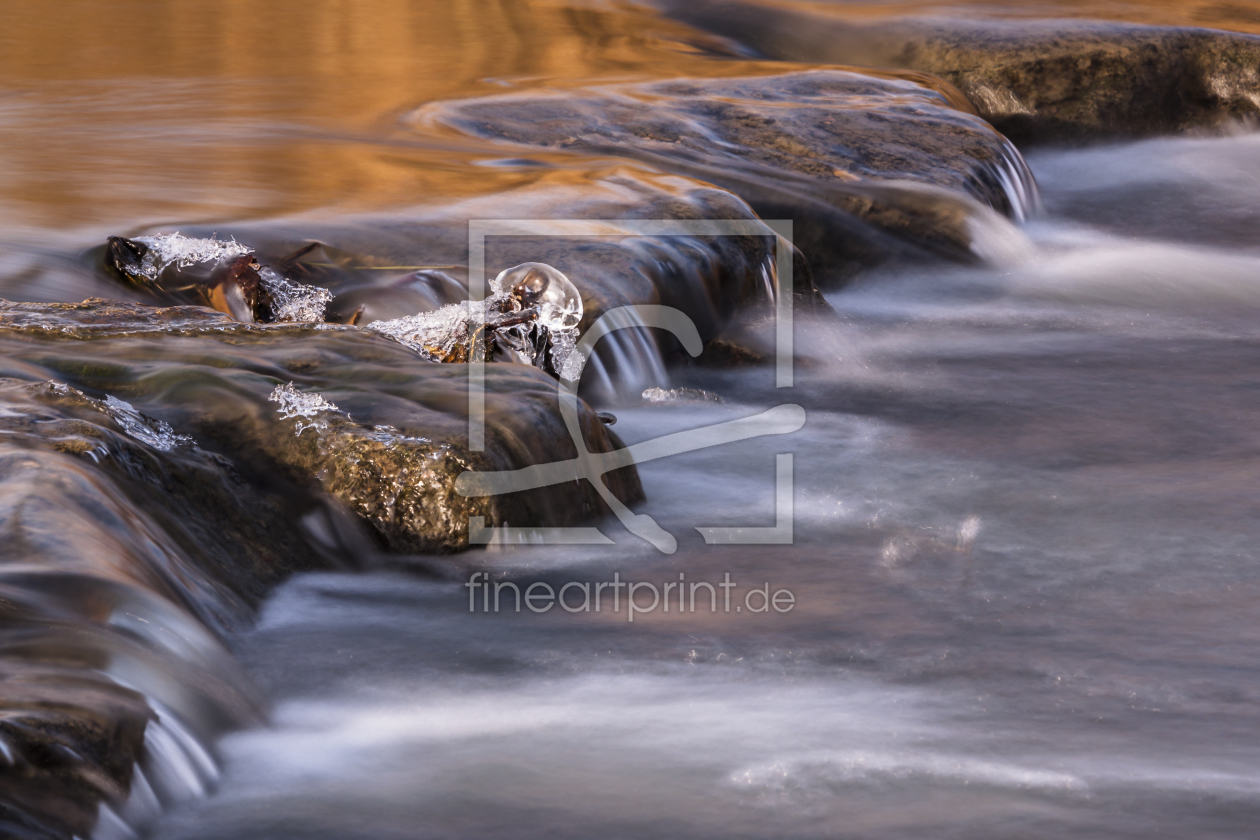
[418,70,1036,283]
[659,1,1260,144]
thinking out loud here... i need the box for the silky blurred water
[1,1,1259,837]
[142,134,1260,839]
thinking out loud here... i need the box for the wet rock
[422,70,1036,282]
[101,232,334,324]
[427,71,1031,215]
[0,380,313,621]
[422,74,1035,283]
[159,167,824,393]
[0,297,648,834]
[0,378,296,839]
[0,299,642,554]
[660,0,1260,144]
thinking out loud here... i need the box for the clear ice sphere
[491,262,583,330]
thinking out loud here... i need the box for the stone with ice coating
[120,233,332,323]
[131,232,253,282]
[493,262,583,330]
[366,263,586,380]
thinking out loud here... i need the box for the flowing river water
[2,1,1260,839]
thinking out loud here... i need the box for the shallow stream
[2,2,1259,838]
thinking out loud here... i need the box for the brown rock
[661,0,1260,144]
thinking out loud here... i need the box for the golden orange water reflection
[2,0,1259,241]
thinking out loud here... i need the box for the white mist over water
[143,130,1260,839]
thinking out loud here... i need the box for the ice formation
[101,394,195,450]
[367,262,587,380]
[42,381,195,451]
[641,387,724,404]
[129,233,253,282]
[491,263,583,330]
[121,233,332,323]
[268,382,341,435]
[258,266,334,324]
[365,299,486,362]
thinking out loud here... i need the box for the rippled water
[3,1,1260,838]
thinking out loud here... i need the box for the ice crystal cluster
[490,264,583,331]
[130,232,253,281]
[365,298,488,361]
[101,394,195,450]
[549,327,585,381]
[43,381,194,451]
[641,387,724,404]
[269,382,341,435]
[259,266,334,324]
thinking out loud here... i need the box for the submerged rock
[422,69,1037,281]
[660,0,1260,144]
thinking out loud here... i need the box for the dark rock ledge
[0,299,640,554]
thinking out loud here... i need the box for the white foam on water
[1002,226,1260,310]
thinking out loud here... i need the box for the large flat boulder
[660,0,1260,144]
[417,70,1036,282]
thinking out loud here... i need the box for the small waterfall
[97,700,221,840]
[580,314,671,405]
[987,139,1042,222]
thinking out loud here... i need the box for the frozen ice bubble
[492,262,583,330]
